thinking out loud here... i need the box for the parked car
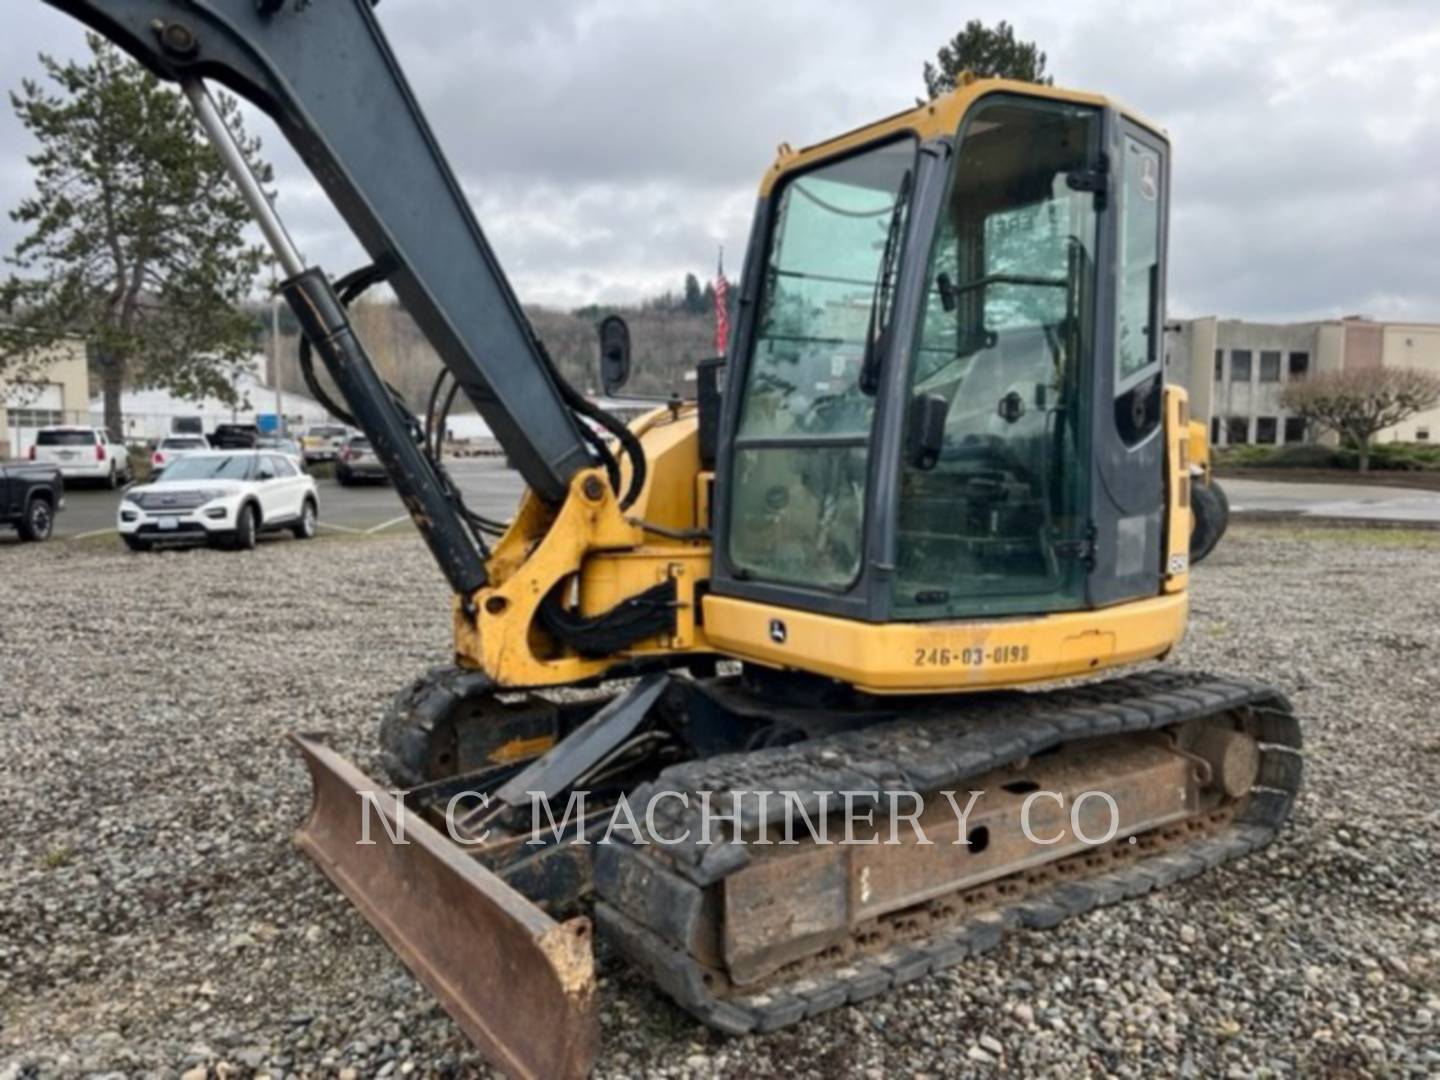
[301,424,350,464]
[335,435,389,485]
[210,423,260,449]
[29,426,133,488]
[117,450,319,552]
[256,435,307,468]
[150,434,211,473]
[0,463,64,542]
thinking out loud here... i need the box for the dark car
[1,463,64,541]
[335,435,389,485]
[210,423,261,449]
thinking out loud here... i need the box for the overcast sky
[2,0,1438,322]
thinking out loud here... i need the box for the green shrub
[1265,443,1348,469]
[1362,442,1440,469]
[1213,445,1276,467]
[1217,440,1440,472]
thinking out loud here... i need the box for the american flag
[713,248,730,356]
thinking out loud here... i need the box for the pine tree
[0,35,272,437]
[923,21,1052,99]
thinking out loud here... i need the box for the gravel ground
[2,526,1438,1079]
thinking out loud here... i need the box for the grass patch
[1217,441,1440,473]
[43,845,74,870]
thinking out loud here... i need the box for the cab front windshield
[728,138,916,588]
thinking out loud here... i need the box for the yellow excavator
[46,3,1294,1077]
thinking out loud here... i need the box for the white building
[1167,315,1440,447]
[91,355,334,444]
[1,337,91,459]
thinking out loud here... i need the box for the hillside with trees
[261,276,729,413]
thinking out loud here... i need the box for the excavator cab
[700,88,1186,692]
[721,93,1168,620]
[37,4,1296,1077]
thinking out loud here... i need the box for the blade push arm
[44,0,592,507]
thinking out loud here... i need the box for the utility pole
[270,281,285,434]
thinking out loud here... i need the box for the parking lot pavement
[307,457,527,536]
[18,466,1440,546]
[1224,477,1440,524]
[0,456,527,544]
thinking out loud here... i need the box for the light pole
[271,288,284,433]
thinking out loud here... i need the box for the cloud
[0,0,1437,324]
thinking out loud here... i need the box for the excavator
[43,3,1297,1077]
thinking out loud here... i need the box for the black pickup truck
[210,423,260,449]
[0,464,64,541]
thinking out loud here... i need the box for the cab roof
[759,76,1165,196]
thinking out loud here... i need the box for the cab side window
[1114,135,1164,444]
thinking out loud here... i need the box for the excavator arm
[44,0,600,595]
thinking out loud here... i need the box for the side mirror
[597,315,632,396]
[907,393,949,471]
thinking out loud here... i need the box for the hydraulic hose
[296,265,647,523]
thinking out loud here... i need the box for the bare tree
[1280,367,1440,472]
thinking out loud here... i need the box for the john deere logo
[769,619,787,644]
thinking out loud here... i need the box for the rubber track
[593,669,1302,1034]
[377,665,496,788]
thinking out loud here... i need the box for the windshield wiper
[858,168,913,396]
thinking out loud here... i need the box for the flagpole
[713,245,730,357]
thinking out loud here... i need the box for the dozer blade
[290,734,598,1080]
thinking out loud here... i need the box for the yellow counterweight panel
[701,592,1188,695]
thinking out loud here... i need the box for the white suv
[117,450,319,552]
[30,426,133,488]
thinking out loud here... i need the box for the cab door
[1087,117,1170,606]
[889,95,1105,621]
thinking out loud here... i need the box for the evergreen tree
[923,20,1052,99]
[0,36,272,436]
